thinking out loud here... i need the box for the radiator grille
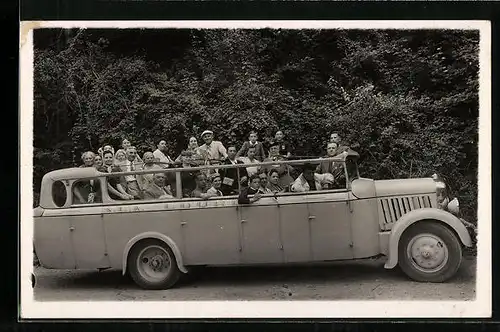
[379,195,433,226]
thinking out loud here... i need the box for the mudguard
[122,231,188,275]
[384,208,472,269]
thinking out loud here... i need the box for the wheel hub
[407,233,449,273]
[136,245,171,281]
[151,255,164,270]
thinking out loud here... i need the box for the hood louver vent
[379,195,433,230]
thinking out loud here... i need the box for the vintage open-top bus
[32,150,474,289]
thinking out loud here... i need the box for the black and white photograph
[20,20,491,318]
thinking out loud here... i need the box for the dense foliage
[33,28,479,222]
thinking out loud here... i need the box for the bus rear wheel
[398,221,462,283]
[127,239,181,290]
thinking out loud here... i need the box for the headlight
[447,197,460,215]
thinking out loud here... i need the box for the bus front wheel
[127,239,181,290]
[398,221,462,283]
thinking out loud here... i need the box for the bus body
[33,151,473,289]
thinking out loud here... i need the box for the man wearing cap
[198,130,228,165]
[291,163,335,192]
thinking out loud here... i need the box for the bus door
[276,194,313,263]
[238,195,283,264]
[180,198,241,266]
[306,191,353,261]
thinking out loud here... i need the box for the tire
[127,239,181,290]
[398,221,462,283]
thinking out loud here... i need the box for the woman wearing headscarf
[141,151,162,188]
[114,149,128,169]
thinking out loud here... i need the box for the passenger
[316,142,340,174]
[73,178,101,204]
[74,151,101,203]
[153,139,174,169]
[114,149,128,168]
[175,150,195,168]
[329,132,350,154]
[94,154,103,168]
[236,131,266,162]
[200,173,224,199]
[97,144,114,158]
[99,150,133,200]
[291,163,335,192]
[102,144,114,155]
[238,174,263,204]
[267,168,285,193]
[237,146,261,177]
[262,142,295,188]
[191,172,208,198]
[141,151,161,188]
[197,130,228,168]
[273,130,292,158]
[220,146,248,195]
[123,146,144,199]
[143,173,175,200]
[181,136,210,168]
[257,171,273,194]
[122,138,143,163]
[79,151,95,168]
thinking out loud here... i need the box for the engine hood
[374,178,437,197]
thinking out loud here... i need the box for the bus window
[72,178,102,205]
[52,180,67,207]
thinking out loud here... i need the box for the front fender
[122,231,188,275]
[384,208,472,269]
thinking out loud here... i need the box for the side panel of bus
[102,208,183,269]
[34,216,75,269]
[37,207,110,269]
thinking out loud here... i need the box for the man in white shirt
[198,130,228,163]
[153,139,173,169]
[124,146,144,198]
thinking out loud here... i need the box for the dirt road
[33,256,476,301]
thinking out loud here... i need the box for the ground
[33,255,476,301]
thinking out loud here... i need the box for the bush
[33,28,478,223]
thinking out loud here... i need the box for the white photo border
[20,20,492,319]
